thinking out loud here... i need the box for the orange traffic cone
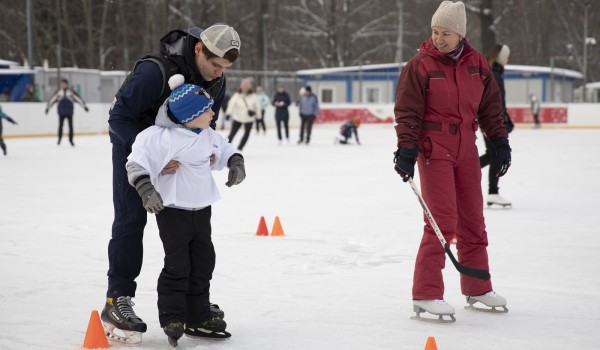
[424,336,438,350]
[82,310,110,349]
[271,216,285,236]
[256,216,269,236]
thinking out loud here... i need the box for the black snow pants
[155,206,215,327]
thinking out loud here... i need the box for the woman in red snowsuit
[393,0,512,319]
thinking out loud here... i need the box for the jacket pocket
[425,77,449,109]
[420,136,433,164]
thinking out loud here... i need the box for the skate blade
[465,304,509,313]
[486,202,512,209]
[410,312,456,324]
[103,321,143,346]
[185,329,232,340]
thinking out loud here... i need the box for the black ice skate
[210,303,225,319]
[101,296,147,346]
[163,321,184,347]
[185,312,231,339]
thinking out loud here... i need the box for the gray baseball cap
[191,24,241,58]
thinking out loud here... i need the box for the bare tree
[0,0,597,83]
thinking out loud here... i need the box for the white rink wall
[2,102,600,138]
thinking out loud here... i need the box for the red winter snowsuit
[394,38,508,300]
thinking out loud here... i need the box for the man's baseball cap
[189,24,240,58]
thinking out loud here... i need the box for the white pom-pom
[168,74,185,91]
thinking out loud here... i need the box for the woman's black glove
[492,137,511,177]
[393,148,418,182]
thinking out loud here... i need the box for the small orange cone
[82,310,110,349]
[256,216,269,236]
[424,336,438,350]
[271,216,285,236]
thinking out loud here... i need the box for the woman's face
[431,26,461,53]
[240,79,252,92]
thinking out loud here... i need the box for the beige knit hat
[431,1,467,37]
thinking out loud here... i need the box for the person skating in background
[126,76,245,346]
[255,86,269,134]
[219,93,231,131]
[272,86,291,145]
[20,84,40,102]
[335,116,361,145]
[297,86,319,145]
[393,0,510,322]
[0,105,18,156]
[479,44,514,208]
[226,78,261,151]
[530,93,541,129]
[45,78,89,146]
[0,88,10,102]
[104,23,240,346]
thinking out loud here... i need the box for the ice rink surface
[1,124,599,349]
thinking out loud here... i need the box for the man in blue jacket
[102,24,240,346]
[297,85,320,145]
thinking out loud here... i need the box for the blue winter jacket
[108,32,226,150]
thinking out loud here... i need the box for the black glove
[393,148,418,182]
[503,111,514,133]
[84,106,89,112]
[133,176,164,214]
[45,108,49,115]
[226,154,245,187]
[492,137,511,177]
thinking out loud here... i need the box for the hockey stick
[407,178,490,280]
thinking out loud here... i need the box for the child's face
[184,108,215,130]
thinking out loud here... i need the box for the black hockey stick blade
[444,243,490,280]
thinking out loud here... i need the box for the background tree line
[0,0,598,85]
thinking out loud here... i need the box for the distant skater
[0,105,18,156]
[335,117,361,145]
[45,79,89,146]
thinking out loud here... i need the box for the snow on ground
[1,124,599,350]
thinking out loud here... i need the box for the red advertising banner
[316,108,393,124]
[317,106,568,124]
[504,107,567,124]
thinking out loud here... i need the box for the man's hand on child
[161,160,180,175]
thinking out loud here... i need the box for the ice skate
[411,299,456,323]
[210,303,225,319]
[163,321,184,347]
[465,291,508,313]
[486,194,512,208]
[185,312,231,339]
[101,296,147,346]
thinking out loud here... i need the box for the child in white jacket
[126,75,245,345]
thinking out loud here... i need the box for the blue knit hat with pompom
[167,74,214,124]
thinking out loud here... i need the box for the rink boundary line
[3,131,108,139]
[4,124,600,140]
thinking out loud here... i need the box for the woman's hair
[486,44,504,67]
[237,78,254,94]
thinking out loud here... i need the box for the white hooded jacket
[126,103,238,210]
[226,92,262,123]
